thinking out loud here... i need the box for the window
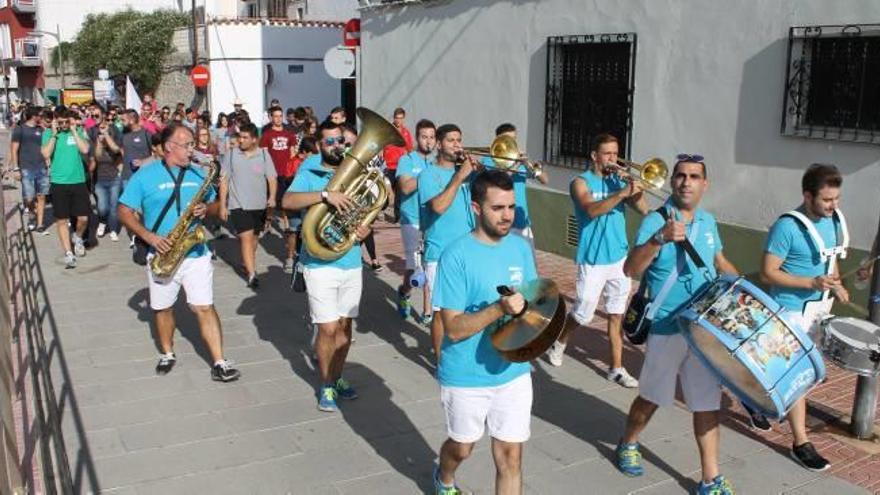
[544,33,637,169]
[0,24,10,60]
[781,24,880,145]
[288,64,303,73]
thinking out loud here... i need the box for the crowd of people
[5,93,865,495]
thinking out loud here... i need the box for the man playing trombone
[546,133,649,389]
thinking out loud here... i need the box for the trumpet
[607,157,670,200]
[462,135,544,178]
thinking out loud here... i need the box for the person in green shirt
[41,107,91,269]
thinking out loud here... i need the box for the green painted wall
[527,186,870,317]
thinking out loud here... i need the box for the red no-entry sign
[190,65,210,88]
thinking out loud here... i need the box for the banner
[62,89,93,106]
[125,76,142,111]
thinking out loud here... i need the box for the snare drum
[677,275,826,420]
[818,317,880,376]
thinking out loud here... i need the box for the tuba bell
[300,107,405,261]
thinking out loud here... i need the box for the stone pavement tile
[783,475,871,495]
[94,427,305,489]
[64,427,126,461]
[116,412,234,451]
[61,398,162,432]
[716,449,830,494]
[523,457,675,495]
[448,441,571,494]
[71,371,204,408]
[288,417,366,452]
[530,430,604,468]
[219,397,327,433]
[334,470,422,495]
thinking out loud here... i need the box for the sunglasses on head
[323,136,345,146]
[676,153,705,163]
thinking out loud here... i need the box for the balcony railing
[10,0,36,14]
[12,37,40,67]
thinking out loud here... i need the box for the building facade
[0,0,38,105]
[359,0,880,254]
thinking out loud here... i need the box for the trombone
[608,157,671,201]
[461,135,543,177]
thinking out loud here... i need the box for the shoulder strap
[149,164,186,233]
[657,206,707,269]
[782,209,849,261]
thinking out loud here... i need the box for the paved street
[6,180,869,495]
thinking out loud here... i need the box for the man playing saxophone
[118,123,240,382]
[282,120,371,413]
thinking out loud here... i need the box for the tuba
[150,162,218,278]
[301,107,405,261]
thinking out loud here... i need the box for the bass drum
[677,275,826,420]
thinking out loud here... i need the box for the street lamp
[31,24,64,93]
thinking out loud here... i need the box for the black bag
[133,164,185,266]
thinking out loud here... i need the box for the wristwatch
[321,191,329,203]
[652,231,665,245]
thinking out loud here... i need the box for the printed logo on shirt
[509,266,524,286]
[705,232,715,248]
[592,190,610,200]
[271,137,290,151]
[66,135,76,146]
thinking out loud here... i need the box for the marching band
[121,107,861,495]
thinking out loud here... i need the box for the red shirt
[140,118,158,135]
[382,125,414,171]
[288,155,306,177]
[260,127,298,177]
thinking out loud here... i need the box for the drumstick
[830,286,870,317]
[839,255,880,280]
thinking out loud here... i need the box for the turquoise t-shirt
[287,164,362,270]
[434,233,537,387]
[396,151,432,226]
[295,154,322,176]
[42,128,88,184]
[573,170,629,265]
[117,160,217,258]
[634,206,722,335]
[765,207,839,312]
[479,157,531,230]
[418,164,474,262]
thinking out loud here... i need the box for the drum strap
[783,209,849,267]
[646,213,702,320]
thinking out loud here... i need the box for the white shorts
[147,252,214,310]
[440,373,532,444]
[400,223,421,271]
[639,333,722,412]
[304,266,363,324]
[570,259,632,325]
[425,261,439,311]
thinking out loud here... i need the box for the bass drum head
[687,320,776,413]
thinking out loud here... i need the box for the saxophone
[149,162,218,278]
[301,107,405,261]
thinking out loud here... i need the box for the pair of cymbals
[491,278,566,362]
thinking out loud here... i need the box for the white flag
[125,76,142,111]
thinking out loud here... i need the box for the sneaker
[608,368,639,388]
[790,442,830,472]
[73,237,86,257]
[334,377,358,400]
[317,385,338,412]
[283,258,294,274]
[696,475,735,495]
[64,251,76,269]
[547,341,566,367]
[397,286,411,319]
[129,236,136,249]
[419,313,433,326]
[211,359,241,382]
[155,353,176,375]
[742,402,772,432]
[433,464,461,495]
[246,274,259,289]
[109,231,119,242]
[96,223,106,238]
[616,442,643,477]
[36,225,48,235]
[27,220,36,231]
[370,261,383,272]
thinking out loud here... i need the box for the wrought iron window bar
[544,33,637,169]
[781,24,880,145]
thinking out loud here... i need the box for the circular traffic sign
[190,65,210,88]
[323,47,356,79]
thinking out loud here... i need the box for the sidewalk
[9,184,874,494]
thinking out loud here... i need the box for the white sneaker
[607,368,639,388]
[547,341,566,367]
[73,237,86,257]
[109,231,119,242]
[96,223,106,238]
[64,251,76,269]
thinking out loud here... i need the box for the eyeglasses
[676,153,705,163]
[172,141,196,149]
[323,136,345,146]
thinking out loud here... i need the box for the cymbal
[492,278,566,362]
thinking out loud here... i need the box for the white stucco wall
[302,0,359,21]
[206,22,342,120]
[35,0,184,43]
[360,0,880,249]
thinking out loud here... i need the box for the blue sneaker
[616,442,643,477]
[397,287,411,319]
[432,464,461,495]
[334,377,358,400]
[419,313,433,326]
[317,386,338,412]
[696,475,735,495]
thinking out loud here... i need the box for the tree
[68,9,190,93]
[49,41,73,72]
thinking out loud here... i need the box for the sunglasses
[323,136,345,146]
[676,153,705,163]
